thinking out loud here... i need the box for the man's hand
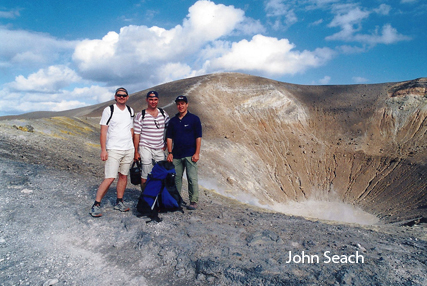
[100,150,108,161]
[167,153,173,163]
[192,153,199,163]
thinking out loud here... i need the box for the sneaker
[187,202,198,210]
[90,205,102,217]
[114,201,130,212]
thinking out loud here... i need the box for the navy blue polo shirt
[166,111,202,159]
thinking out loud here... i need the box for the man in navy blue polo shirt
[166,95,202,210]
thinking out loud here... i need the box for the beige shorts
[139,146,166,179]
[104,149,134,179]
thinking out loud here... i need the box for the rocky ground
[1,73,427,285]
[0,119,426,285]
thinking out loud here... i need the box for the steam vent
[5,73,427,224]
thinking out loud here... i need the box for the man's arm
[100,125,108,161]
[166,138,173,162]
[192,137,202,162]
[133,133,140,161]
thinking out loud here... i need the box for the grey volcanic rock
[0,73,426,285]
[0,158,426,285]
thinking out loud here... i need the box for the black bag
[130,160,142,185]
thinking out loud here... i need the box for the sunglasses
[116,94,128,98]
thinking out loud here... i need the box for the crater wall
[2,73,426,223]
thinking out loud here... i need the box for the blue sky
[0,0,425,116]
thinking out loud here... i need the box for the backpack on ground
[137,160,184,223]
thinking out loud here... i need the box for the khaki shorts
[104,149,134,179]
[138,146,166,179]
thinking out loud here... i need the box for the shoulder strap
[158,108,165,118]
[141,108,165,120]
[107,104,134,125]
[127,105,134,117]
[106,104,114,125]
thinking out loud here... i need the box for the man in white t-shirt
[90,87,135,217]
[133,90,170,189]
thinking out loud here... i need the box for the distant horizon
[2,72,425,120]
[1,0,426,116]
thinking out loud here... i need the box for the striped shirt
[134,109,170,149]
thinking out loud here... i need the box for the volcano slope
[6,73,426,223]
[0,73,426,285]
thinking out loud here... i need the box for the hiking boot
[114,201,130,212]
[90,205,102,217]
[187,202,198,210]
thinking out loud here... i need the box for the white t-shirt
[99,104,134,150]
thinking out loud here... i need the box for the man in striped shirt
[133,91,170,188]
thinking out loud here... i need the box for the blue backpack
[137,161,184,222]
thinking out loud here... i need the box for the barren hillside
[2,73,426,224]
[2,73,427,285]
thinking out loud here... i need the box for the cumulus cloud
[72,0,262,87]
[7,66,81,93]
[325,3,411,45]
[0,63,115,115]
[3,0,410,116]
[206,35,335,75]
[0,84,113,115]
[0,96,87,115]
[0,27,76,68]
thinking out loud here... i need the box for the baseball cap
[147,91,159,98]
[115,87,128,96]
[175,95,188,103]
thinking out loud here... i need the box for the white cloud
[0,64,114,115]
[353,24,411,45]
[265,0,298,30]
[64,85,114,103]
[206,34,335,75]
[0,98,87,114]
[310,19,324,26]
[3,0,414,116]
[319,76,331,84]
[7,65,81,92]
[0,27,76,68]
[327,6,370,40]
[155,62,198,84]
[326,4,410,45]
[0,85,113,115]
[352,76,368,83]
[0,89,82,115]
[72,0,261,86]
[183,0,246,41]
[0,9,20,19]
[374,4,391,15]
[336,45,366,54]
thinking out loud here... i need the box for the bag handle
[131,159,142,169]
